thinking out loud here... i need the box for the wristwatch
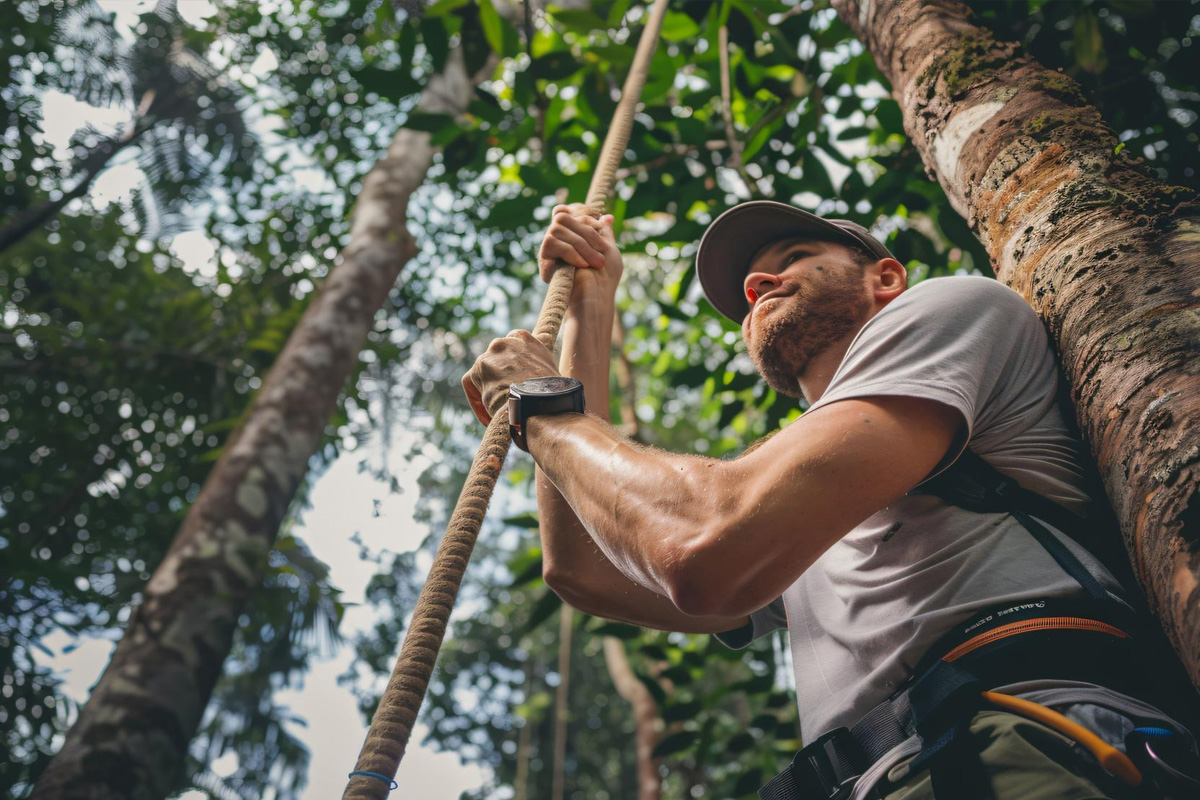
[507,377,586,452]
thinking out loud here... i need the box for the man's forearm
[535,298,619,582]
[535,299,750,633]
[528,405,727,604]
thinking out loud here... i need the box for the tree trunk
[514,658,535,800]
[603,637,662,800]
[602,316,662,800]
[31,51,477,800]
[551,606,573,800]
[832,0,1200,687]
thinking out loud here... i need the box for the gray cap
[696,200,895,322]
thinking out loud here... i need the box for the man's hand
[461,330,561,425]
[539,204,623,308]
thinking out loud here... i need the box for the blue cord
[1133,726,1176,737]
[348,770,398,791]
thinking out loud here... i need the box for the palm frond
[54,1,132,109]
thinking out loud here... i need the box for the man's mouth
[753,288,791,312]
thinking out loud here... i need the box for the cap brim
[695,201,893,322]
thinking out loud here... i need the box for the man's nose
[743,272,782,303]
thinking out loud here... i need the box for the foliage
[1,0,1197,799]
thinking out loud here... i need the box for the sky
[44,441,490,798]
[38,1,492,797]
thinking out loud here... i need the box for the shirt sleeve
[807,276,1052,474]
[713,596,787,650]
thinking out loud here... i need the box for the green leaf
[727,731,755,753]
[663,699,703,722]
[652,730,698,757]
[588,622,641,639]
[477,0,504,55]
[423,0,470,16]
[502,512,541,529]
[733,768,765,796]
[419,17,449,72]
[506,551,544,588]
[1073,11,1108,74]
[531,51,582,81]
[405,112,455,133]
[548,8,609,34]
[836,125,873,141]
[525,588,563,630]
[635,671,668,705]
[874,99,903,133]
[660,12,701,42]
[660,664,695,685]
[749,713,778,733]
[355,65,420,103]
[639,643,669,660]
[742,122,775,162]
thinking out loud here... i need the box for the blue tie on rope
[347,771,398,792]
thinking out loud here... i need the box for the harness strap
[912,448,1133,612]
[758,604,1145,800]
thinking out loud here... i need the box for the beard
[744,269,870,398]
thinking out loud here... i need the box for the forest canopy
[2,0,1198,798]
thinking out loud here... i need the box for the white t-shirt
[717,277,1183,749]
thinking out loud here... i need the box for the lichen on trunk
[834,0,1200,691]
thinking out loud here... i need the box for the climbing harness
[759,449,1200,800]
[340,2,672,798]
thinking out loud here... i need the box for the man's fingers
[547,223,605,268]
[460,371,492,426]
[540,239,589,272]
[561,213,609,253]
[507,329,539,349]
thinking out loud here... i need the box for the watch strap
[508,379,585,452]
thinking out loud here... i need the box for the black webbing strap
[758,727,865,800]
[757,450,1140,800]
[912,449,1119,605]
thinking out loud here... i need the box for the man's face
[740,237,872,398]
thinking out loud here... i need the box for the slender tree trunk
[832,0,1200,687]
[31,51,477,800]
[603,316,662,799]
[551,606,573,800]
[514,658,535,800]
[603,637,662,800]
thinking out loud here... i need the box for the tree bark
[551,606,573,800]
[832,0,1200,687]
[603,316,662,800]
[31,51,477,800]
[603,637,662,800]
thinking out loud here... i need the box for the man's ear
[872,258,907,305]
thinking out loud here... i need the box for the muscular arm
[528,393,962,618]
[534,217,749,634]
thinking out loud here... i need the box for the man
[462,200,1196,799]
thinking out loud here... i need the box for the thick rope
[343,2,670,797]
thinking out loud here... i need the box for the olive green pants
[880,711,1136,800]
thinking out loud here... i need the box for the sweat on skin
[462,203,957,623]
[463,205,1196,772]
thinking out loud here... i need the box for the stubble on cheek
[745,299,809,398]
[743,272,869,399]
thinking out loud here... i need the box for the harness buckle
[762,727,864,800]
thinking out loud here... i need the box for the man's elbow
[663,528,756,618]
[542,561,577,602]
[542,562,604,616]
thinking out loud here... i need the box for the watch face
[513,377,581,395]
